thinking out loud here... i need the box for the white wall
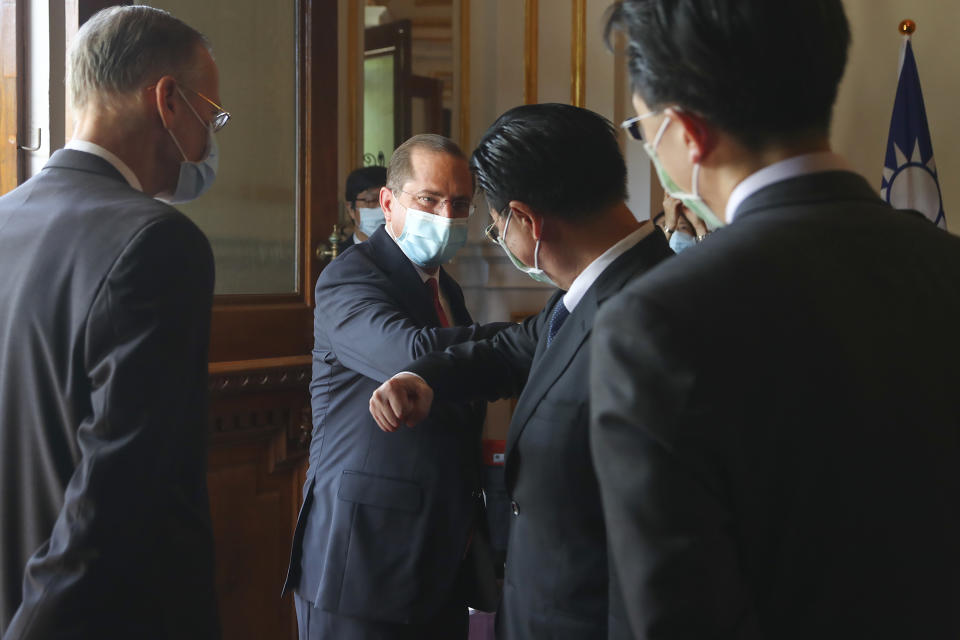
[833,1,958,231]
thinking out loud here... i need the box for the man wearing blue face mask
[340,166,388,252]
[653,196,711,254]
[368,104,674,639]
[284,134,511,640]
[0,6,222,638]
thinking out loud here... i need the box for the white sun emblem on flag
[880,138,942,221]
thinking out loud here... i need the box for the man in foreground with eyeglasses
[284,134,511,639]
[591,1,960,638]
[0,6,225,638]
[340,165,388,251]
[368,104,673,638]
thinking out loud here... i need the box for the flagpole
[897,20,914,72]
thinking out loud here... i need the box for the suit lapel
[505,292,595,456]
[505,229,673,459]
[368,227,439,328]
[438,267,473,325]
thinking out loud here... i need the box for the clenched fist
[369,373,435,432]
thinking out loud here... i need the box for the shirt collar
[65,140,143,192]
[562,222,654,312]
[725,151,849,222]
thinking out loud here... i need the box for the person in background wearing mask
[0,6,222,638]
[657,195,709,253]
[284,134,510,640]
[367,104,673,639]
[591,1,960,638]
[341,165,387,252]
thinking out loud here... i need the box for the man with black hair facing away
[591,1,960,638]
[369,103,673,639]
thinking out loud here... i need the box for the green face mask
[496,210,557,287]
[644,116,725,230]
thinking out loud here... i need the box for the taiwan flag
[880,37,945,228]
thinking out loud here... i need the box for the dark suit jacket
[0,150,219,639]
[283,226,509,624]
[590,171,960,639]
[406,229,673,639]
[338,232,356,254]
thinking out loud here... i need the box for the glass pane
[363,53,394,166]
[144,1,298,295]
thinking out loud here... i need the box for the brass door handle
[315,224,341,261]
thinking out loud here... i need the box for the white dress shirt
[65,140,143,192]
[726,151,849,223]
[561,222,655,314]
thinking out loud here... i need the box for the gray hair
[386,134,467,193]
[67,5,211,110]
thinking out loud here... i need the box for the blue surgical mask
[668,229,698,254]
[495,210,557,287]
[157,88,219,204]
[357,206,385,237]
[644,115,724,230]
[392,206,468,268]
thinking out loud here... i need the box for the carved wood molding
[208,356,313,473]
[209,355,312,396]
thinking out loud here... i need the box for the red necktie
[427,277,450,328]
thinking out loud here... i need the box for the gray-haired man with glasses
[0,6,225,638]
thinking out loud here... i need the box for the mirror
[361,0,455,165]
[144,0,299,295]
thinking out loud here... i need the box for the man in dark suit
[369,104,673,638]
[284,134,511,639]
[0,6,224,638]
[591,2,960,638]
[340,166,388,251]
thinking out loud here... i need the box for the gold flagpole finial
[899,20,916,35]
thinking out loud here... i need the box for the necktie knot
[547,300,570,347]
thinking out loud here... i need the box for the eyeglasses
[484,218,501,244]
[620,110,660,143]
[398,190,474,216]
[182,86,231,132]
[354,196,380,207]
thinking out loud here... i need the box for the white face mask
[391,206,468,268]
[495,210,557,287]
[157,87,219,204]
[356,206,385,237]
[644,115,724,230]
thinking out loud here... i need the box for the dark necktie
[547,300,570,347]
[426,277,450,328]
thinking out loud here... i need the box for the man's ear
[154,75,180,130]
[506,200,544,240]
[380,186,395,222]
[668,108,717,165]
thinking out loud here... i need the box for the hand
[663,196,710,240]
[369,373,434,432]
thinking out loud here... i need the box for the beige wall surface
[834,1,959,232]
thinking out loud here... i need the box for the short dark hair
[386,134,466,193]
[470,103,627,221]
[604,0,850,149]
[345,166,387,203]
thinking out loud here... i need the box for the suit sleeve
[315,255,512,383]
[14,213,219,637]
[588,291,760,639]
[404,299,552,403]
